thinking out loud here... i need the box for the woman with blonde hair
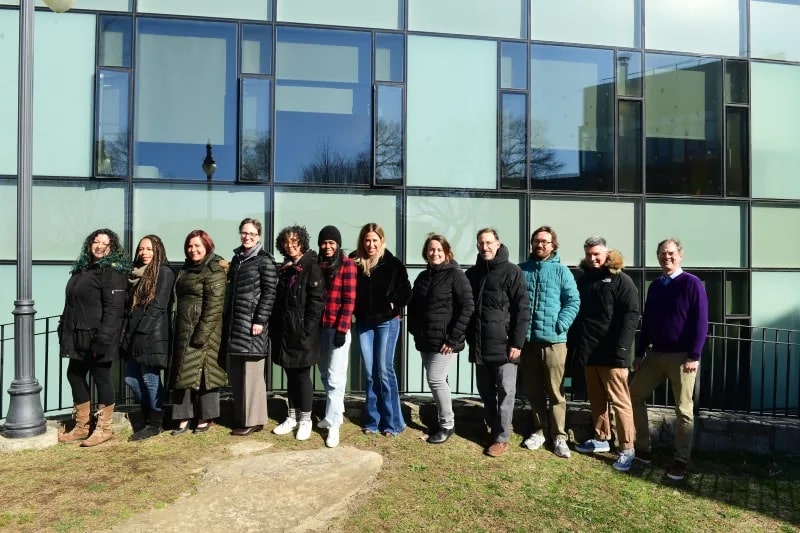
[351,223,411,436]
[122,234,174,441]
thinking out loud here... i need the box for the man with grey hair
[630,238,708,481]
[570,236,640,471]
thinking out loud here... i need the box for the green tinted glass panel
[277,0,400,29]
[751,0,800,62]
[531,0,640,48]
[645,0,745,56]
[725,60,748,104]
[409,0,526,39]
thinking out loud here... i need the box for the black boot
[130,410,163,441]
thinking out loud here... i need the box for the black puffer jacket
[465,245,530,365]
[351,250,411,324]
[223,245,277,359]
[122,265,175,368]
[270,250,325,368]
[59,258,129,362]
[569,250,640,368]
[408,261,474,353]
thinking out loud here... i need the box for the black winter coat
[223,245,277,359]
[569,250,640,368]
[59,260,128,362]
[351,250,411,324]
[465,245,530,365]
[408,261,474,353]
[270,250,325,368]
[122,265,175,368]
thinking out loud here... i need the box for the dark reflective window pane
[530,44,614,192]
[501,41,527,90]
[96,70,129,177]
[618,100,642,193]
[500,92,526,188]
[725,59,748,105]
[275,27,372,184]
[242,24,273,75]
[376,33,404,82]
[726,107,749,197]
[240,78,271,182]
[617,50,642,97]
[134,19,237,180]
[375,85,403,184]
[99,16,132,68]
[645,54,722,196]
[725,271,749,316]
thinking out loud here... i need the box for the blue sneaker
[575,439,611,454]
[613,449,636,472]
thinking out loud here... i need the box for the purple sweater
[636,272,709,360]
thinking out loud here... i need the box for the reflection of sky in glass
[275,27,372,184]
[376,33,404,82]
[96,70,129,177]
[530,44,613,189]
[240,78,271,182]
[376,85,403,183]
[99,16,132,68]
[501,41,527,89]
[242,24,273,75]
[134,18,238,181]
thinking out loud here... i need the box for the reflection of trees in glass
[530,119,565,180]
[301,141,370,185]
[96,131,129,177]
[501,116,564,186]
[375,118,402,183]
[241,132,271,182]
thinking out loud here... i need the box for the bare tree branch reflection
[301,141,370,185]
[241,132,271,182]
[375,118,402,183]
[96,131,129,177]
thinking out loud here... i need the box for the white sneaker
[318,419,331,429]
[272,417,297,435]
[325,425,340,448]
[553,438,572,458]
[523,433,546,450]
[296,420,312,441]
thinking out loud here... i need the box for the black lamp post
[202,141,217,182]
[3,0,76,439]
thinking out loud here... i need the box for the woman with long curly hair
[270,225,325,441]
[58,228,130,446]
[122,234,175,441]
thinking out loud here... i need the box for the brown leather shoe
[231,425,263,437]
[485,441,508,457]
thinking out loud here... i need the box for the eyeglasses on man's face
[240,231,259,238]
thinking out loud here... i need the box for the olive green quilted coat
[170,253,229,391]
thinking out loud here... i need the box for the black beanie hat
[318,225,342,247]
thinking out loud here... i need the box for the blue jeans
[125,360,164,412]
[318,328,351,426]
[357,318,405,434]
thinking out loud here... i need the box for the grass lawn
[0,399,798,532]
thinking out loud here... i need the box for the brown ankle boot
[58,401,91,443]
[81,404,115,447]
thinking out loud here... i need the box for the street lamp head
[42,0,77,13]
[202,140,217,180]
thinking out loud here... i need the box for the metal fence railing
[1,317,798,419]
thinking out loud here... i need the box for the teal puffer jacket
[519,252,580,343]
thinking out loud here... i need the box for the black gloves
[333,331,347,348]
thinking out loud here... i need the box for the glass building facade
[1,0,799,406]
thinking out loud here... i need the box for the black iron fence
[1,317,798,419]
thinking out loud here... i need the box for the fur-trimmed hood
[579,248,625,274]
[70,249,131,275]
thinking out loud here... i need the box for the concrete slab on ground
[107,446,383,533]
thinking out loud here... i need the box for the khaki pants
[521,342,567,441]
[584,366,635,449]
[629,350,697,462]
[227,356,268,427]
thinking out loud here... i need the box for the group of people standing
[463,226,707,482]
[55,221,708,481]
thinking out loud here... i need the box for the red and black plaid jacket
[321,255,357,333]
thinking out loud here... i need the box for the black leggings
[66,358,114,406]
[285,366,312,413]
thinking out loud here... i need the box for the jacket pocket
[73,328,97,352]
